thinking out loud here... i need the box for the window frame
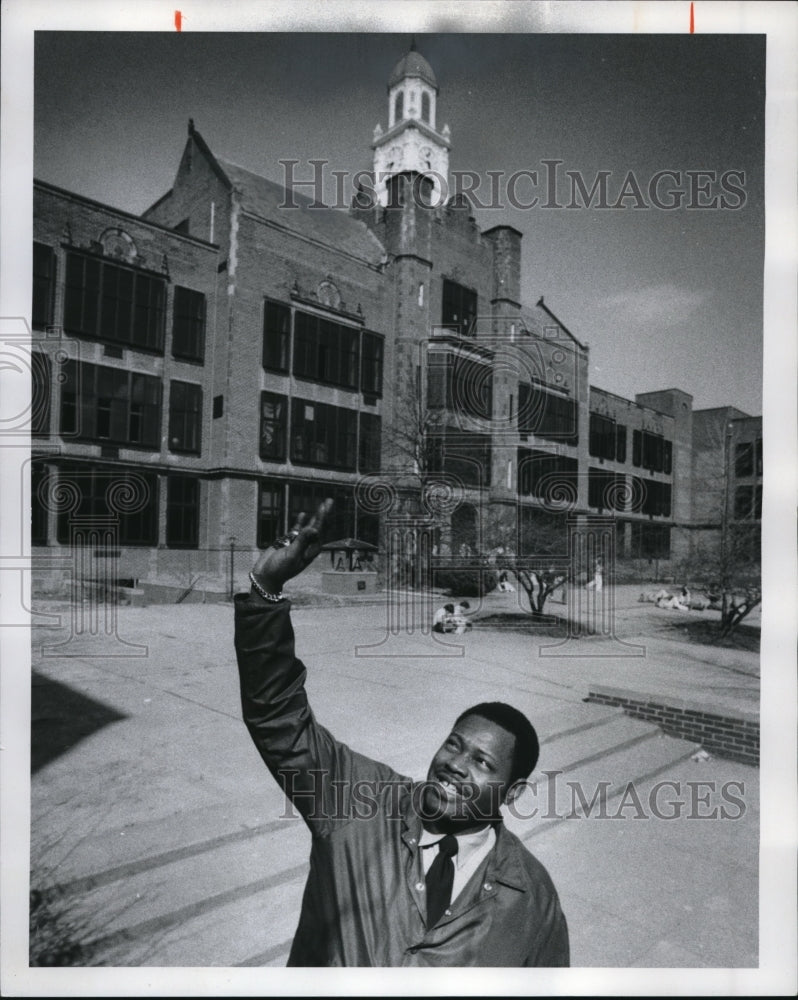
[63,249,167,354]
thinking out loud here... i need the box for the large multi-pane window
[430,429,491,487]
[517,448,578,500]
[361,331,384,398]
[262,299,291,373]
[166,475,199,548]
[32,242,56,329]
[631,476,672,517]
[632,429,672,474]
[259,392,288,461]
[60,360,161,449]
[428,353,493,420]
[288,481,356,541]
[359,413,381,473]
[518,382,578,445]
[172,286,206,363]
[293,311,359,389]
[291,398,357,470]
[589,413,626,463]
[441,279,477,337]
[64,251,166,352]
[588,468,627,511]
[55,463,158,546]
[168,381,202,455]
[257,480,285,547]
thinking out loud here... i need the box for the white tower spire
[371,45,451,206]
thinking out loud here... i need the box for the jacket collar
[400,784,528,892]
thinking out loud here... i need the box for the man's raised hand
[251,498,334,594]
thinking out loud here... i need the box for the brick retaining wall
[586,686,759,766]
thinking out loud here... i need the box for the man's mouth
[435,777,463,800]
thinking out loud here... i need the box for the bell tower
[372,43,451,206]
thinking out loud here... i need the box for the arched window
[394,91,404,122]
[421,91,430,124]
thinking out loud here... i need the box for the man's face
[423,714,519,831]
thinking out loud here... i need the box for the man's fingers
[307,497,334,534]
[290,512,309,534]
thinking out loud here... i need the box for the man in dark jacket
[234,500,569,967]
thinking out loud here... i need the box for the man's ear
[503,779,524,807]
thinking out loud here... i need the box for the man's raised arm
[233,500,399,831]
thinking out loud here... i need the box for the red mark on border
[175,10,182,32]
[689,2,694,33]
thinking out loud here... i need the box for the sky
[33,30,765,414]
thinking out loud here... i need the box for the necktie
[425,834,459,926]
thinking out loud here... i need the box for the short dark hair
[455,702,540,781]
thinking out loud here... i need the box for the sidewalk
[27,590,760,970]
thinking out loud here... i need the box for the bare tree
[678,413,761,639]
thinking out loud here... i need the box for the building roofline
[371,119,450,151]
[187,120,233,190]
[590,384,676,420]
[33,178,219,249]
[534,297,588,350]
[483,224,524,239]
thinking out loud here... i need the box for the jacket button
[415,882,424,891]
[484,882,493,891]
[408,946,419,955]
[444,908,452,916]
[409,837,417,844]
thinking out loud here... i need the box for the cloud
[598,284,709,327]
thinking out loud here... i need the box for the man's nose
[447,751,469,777]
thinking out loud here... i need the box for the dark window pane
[100,263,134,342]
[262,300,290,372]
[616,424,627,463]
[442,279,477,337]
[735,442,754,478]
[32,351,51,437]
[33,243,56,329]
[166,475,199,548]
[257,480,285,547]
[359,413,381,473]
[260,391,287,461]
[172,286,206,362]
[632,429,642,467]
[64,253,101,336]
[168,380,202,454]
[31,460,48,545]
[589,413,616,461]
[361,332,384,397]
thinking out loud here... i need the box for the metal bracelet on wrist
[249,572,284,603]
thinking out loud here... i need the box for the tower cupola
[372,44,450,206]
